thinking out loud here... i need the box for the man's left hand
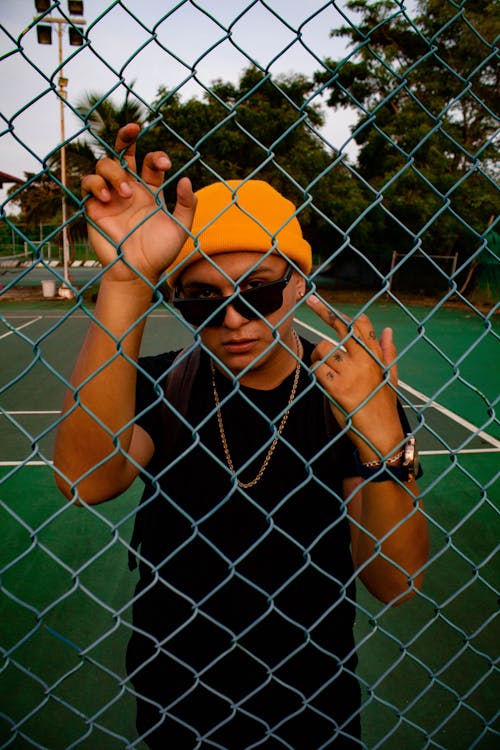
[306,295,404,461]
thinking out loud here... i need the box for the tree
[314,0,499,289]
[136,67,370,262]
[8,141,96,246]
[8,90,146,250]
[75,86,146,155]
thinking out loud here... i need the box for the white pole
[388,250,398,292]
[34,10,86,297]
[56,20,72,296]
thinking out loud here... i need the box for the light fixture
[35,0,51,12]
[68,1,84,15]
[68,26,84,46]
[36,24,52,44]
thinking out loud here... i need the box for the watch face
[403,436,419,479]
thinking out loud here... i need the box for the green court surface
[0,300,498,749]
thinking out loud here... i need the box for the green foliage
[136,66,370,259]
[7,142,95,232]
[9,1,498,293]
[139,67,325,184]
[75,86,147,155]
[6,141,97,258]
[315,0,499,276]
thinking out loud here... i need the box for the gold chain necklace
[210,330,303,489]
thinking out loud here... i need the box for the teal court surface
[0,299,498,749]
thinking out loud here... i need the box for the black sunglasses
[173,264,293,327]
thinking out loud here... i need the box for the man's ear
[294,272,306,299]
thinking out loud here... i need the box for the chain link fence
[1,1,498,748]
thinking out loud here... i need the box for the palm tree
[75,85,147,156]
[8,142,96,229]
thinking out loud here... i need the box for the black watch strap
[353,449,411,482]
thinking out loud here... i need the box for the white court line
[0,461,51,466]
[0,316,42,340]
[2,312,174,319]
[1,318,498,459]
[2,314,88,320]
[1,446,498,469]
[398,381,500,450]
[4,411,60,415]
[420,449,499,455]
[295,318,500,451]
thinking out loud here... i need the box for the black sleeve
[135,351,179,443]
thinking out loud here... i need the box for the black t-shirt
[127,340,362,748]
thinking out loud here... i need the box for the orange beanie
[166,179,312,287]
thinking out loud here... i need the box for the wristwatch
[354,435,420,482]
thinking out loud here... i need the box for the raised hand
[306,295,405,460]
[81,123,197,284]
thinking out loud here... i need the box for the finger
[81,174,111,201]
[307,294,385,367]
[141,151,172,188]
[306,294,344,331]
[353,312,383,355]
[306,294,358,350]
[380,327,399,385]
[310,361,345,412]
[171,177,197,237]
[113,122,141,171]
[310,341,346,372]
[95,157,133,198]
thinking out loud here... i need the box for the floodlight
[36,25,52,44]
[68,1,84,14]
[68,26,84,46]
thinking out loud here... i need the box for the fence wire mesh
[0,1,498,749]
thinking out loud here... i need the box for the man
[54,123,429,749]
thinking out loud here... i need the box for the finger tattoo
[369,330,377,340]
[334,353,343,362]
[326,370,335,380]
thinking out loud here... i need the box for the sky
[0,0,370,210]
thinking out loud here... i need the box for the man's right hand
[81,123,197,285]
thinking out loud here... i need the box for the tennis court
[0,299,498,749]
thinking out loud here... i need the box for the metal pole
[37,14,86,294]
[56,19,72,296]
[388,250,397,292]
[34,10,85,296]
